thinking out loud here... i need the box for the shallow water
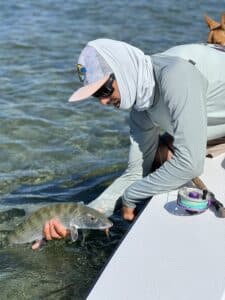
[0,1,224,299]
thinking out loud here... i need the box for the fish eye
[87,213,97,222]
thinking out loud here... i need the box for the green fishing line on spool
[177,187,210,212]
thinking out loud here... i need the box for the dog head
[205,13,225,46]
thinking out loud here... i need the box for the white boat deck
[88,154,225,300]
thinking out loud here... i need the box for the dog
[205,13,225,46]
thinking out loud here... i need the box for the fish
[2,203,113,246]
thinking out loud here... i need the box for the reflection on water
[0,0,224,298]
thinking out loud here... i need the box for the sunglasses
[92,73,115,98]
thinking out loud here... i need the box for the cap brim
[68,75,110,102]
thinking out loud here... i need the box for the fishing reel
[177,187,225,218]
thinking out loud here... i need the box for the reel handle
[192,177,225,218]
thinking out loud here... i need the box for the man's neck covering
[88,39,155,111]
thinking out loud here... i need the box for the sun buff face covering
[88,39,155,111]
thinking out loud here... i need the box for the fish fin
[81,229,88,246]
[32,239,46,251]
[105,228,111,240]
[70,225,78,242]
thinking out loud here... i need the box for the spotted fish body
[5,203,113,245]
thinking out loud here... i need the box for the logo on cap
[76,64,87,82]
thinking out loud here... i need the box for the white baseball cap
[68,46,112,102]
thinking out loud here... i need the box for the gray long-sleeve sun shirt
[89,43,225,215]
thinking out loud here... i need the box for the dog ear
[221,13,225,30]
[204,15,220,29]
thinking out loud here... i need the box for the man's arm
[89,109,159,216]
[122,59,208,207]
[31,111,158,249]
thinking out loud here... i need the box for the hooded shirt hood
[88,39,155,111]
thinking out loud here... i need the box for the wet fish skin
[4,203,113,246]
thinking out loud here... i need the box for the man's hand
[32,218,70,250]
[122,206,136,221]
